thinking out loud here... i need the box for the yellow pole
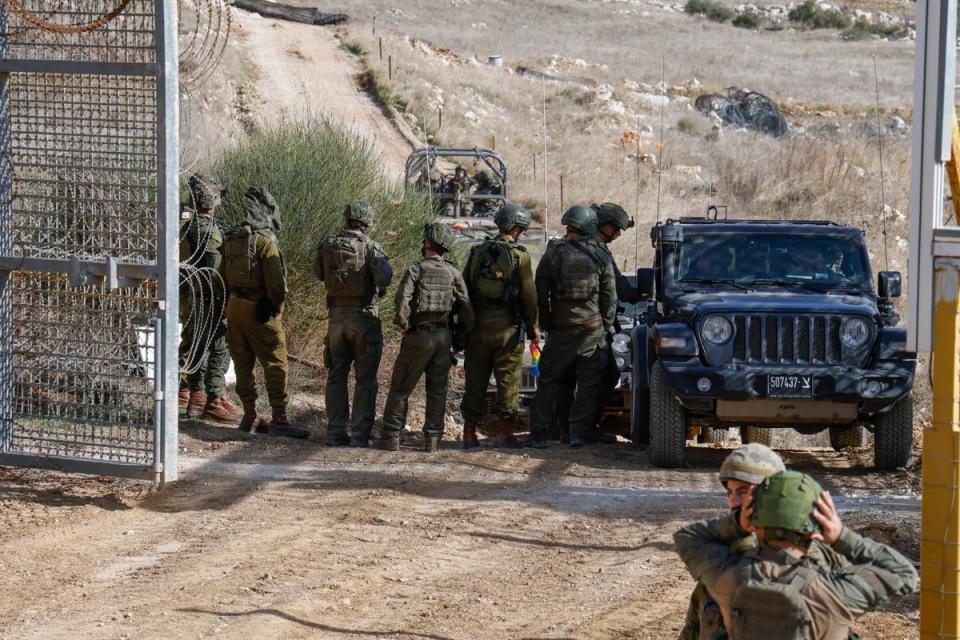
[922,258,960,639]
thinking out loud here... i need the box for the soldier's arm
[369,242,393,296]
[517,250,539,331]
[817,528,918,615]
[598,249,617,332]
[260,236,287,309]
[393,265,417,331]
[674,512,750,589]
[613,260,643,304]
[452,270,475,333]
[535,249,553,332]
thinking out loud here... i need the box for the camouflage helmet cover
[423,222,453,252]
[592,202,635,231]
[751,470,823,538]
[719,443,785,486]
[561,204,598,236]
[494,203,532,232]
[188,173,224,210]
[475,169,493,185]
[343,201,374,227]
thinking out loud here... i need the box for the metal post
[0,7,11,454]
[379,37,383,62]
[533,153,537,181]
[388,55,392,81]
[559,174,564,213]
[438,107,442,131]
[156,0,180,484]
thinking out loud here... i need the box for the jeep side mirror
[637,268,656,298]
[878,271,901,298]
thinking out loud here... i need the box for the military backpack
[467,239,520,306]
[223,226,261,290]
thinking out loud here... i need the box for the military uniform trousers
[324,310,383,441]
[555,347,620,435]
[225,296,289,407]
[460,314,523,423]
[529,326,609,440]
[381,325,452,437]
[179,296,229,397]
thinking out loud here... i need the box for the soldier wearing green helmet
[375,223,474,452]
[315,200,393,447]
[526,205,616,448]
[591,203,644,305]
[675,470,917,640]
[460,203,539,448]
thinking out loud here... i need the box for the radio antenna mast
[873,56,890,271]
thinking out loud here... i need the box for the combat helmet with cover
[751,470,823,543]
[422,222,453,253]
[222,187,283,292]
[561,204,598,236]
[494,203,532,233]
[591,202,635,231]
[188,173,225,211]
[343,201,374,228]
[474,169,493,186]
[719,443,785,487]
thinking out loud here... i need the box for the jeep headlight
[612,333,630,355]
[841,317,870,348]
[701,316,733,345]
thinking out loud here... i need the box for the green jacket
[535,235,615,332]
[394,256,474,332]
[180,212,223,272]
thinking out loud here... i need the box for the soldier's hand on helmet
[738,495,757,534]
[809,491,843,545]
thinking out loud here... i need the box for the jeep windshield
[676,233,870,291]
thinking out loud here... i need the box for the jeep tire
[649,362,686,467]
[874,395,913,470]
[829,425,866,451]
[739,426,773,446]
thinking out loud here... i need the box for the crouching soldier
[375,224,474,452]
[220,187,311,439]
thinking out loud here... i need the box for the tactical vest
[321,232,375,303]
[412,259,456,316]
[552,239,601,301]
[180,214,222,270]
[467,239,519,308]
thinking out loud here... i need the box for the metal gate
[0,1,179,483]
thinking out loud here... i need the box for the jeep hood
[672,292,877,317]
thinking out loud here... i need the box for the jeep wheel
[700,427,729,444]
[649,362,687,467]
[740,426,773,446]
[874,395,913,470]
[829,425,866,451]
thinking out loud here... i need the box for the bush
[841,18,899,40]
[209,118,434,350]
[788,0,851,29]
[685,0,735,23]
[732,11,760,29]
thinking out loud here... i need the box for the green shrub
[209,118,433,349]
[685,0,735,23]
[788,0,851,29]
[732,11,761,29]
[840,18,899,40]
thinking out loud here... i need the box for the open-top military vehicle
[628,215,915,470]
[405,146,508,221]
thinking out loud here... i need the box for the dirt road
[0,421,919,640]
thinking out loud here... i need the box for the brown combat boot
[462,419,480,450]
[203,395,243,424]
[178,384,190,416]
[268,406,312,439]
[492,417,522,448]
[186,388,206,418]
[372,434,400,451]
[238,399,264,433]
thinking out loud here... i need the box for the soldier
[374,223,474,452]
[471,169,501,217]
[443,164,474,217]
[674,470,918,639]
[220,187,311,439]
[177,174,243,423]
[460,204,539,448]
[679,443,786,640]
[592,203,644,304]
[526,205,616,449]
[315,202,393,447]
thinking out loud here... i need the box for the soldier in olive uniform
[443,165,474,217]
[375,224,474,452]
[526,205,616,449]
[674,471,917,639]
[460,204,539,448]
[315,202,393,447]
[220,187,311,439]
[178,174,243,423]
[471,170,501,218]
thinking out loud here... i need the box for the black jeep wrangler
[629,217,915,470]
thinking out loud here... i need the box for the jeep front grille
[728,314,842,365]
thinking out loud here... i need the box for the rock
[633,92,670,109]
[852,165,866,178]
[889,116,907,131]
[888,27,916,41]
[623,79,640,91]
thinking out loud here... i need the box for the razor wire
[4,0,134,34]
[178,206,226,376]
[178,0,231,85]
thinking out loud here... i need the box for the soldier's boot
[203,395,243,424]
[349,434,370,448]
[186,389,206,418]
[178,383,190,416]
[268,407,312,440]
[559,423,571,445]
[462,419,480,450]
[583,428,617,445]
[424,432,441,453]
[492,418,522,449]
[238,399,264,433]
[372,434,400,451]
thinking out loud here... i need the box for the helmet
[188,173,224,210]
[719,443,785,486]
[494,203,532,233]
[561,205,598,235]
[592,202,635,231]
[751,470,823,539]
[475,169,493,185]
[343,201,374,227]
[454,164,467,177]
[422,222,453,252]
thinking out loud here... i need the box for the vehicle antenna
[542,75,549,247]
[634,112,641,274]
[873,56,890,271]
[655,57,665,225]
